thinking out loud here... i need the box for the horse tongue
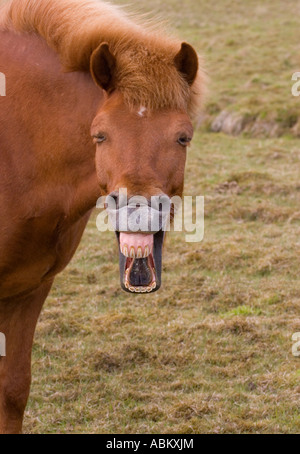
[129,258,152,286]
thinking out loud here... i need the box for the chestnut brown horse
[0,0,204,433]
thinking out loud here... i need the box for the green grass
[23,0,300,434]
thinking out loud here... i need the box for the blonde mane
[0,0,205,116]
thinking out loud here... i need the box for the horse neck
[0,30,102,215]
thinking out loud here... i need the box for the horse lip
[117,230,164,293]
[107,201,171,233]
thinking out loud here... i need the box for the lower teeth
[124,259,156,293]
[125,279,156,293]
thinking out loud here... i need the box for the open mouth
[116,230,165,293]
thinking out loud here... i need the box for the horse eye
[93,134,106,144]
[177,136,191,147]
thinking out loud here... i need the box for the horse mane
[0,0,205,116]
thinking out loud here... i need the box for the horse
[0,0,204,433]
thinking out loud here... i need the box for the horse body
[0,30,101,299]
[0,0,204,433]
[0,29,102,433]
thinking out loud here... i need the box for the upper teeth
[121,244,152,258]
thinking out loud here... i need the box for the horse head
[90,41,199,293]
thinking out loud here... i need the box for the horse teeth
[126,284,157,293]
[122,245,151,258]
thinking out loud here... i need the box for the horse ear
[90,43,116,92]
[174,42,198,86]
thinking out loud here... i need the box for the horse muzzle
[116,230,165,293]
[106,193,170,294]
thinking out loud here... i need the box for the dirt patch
[207,110,296,138]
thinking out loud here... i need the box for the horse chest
[0,210,91,300]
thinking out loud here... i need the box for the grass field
[24,0,300,434]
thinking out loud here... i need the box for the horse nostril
[107,191,120,209]
[107,191,170,211]
[150,194,171,211]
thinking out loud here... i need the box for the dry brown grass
[22,132,300,434]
